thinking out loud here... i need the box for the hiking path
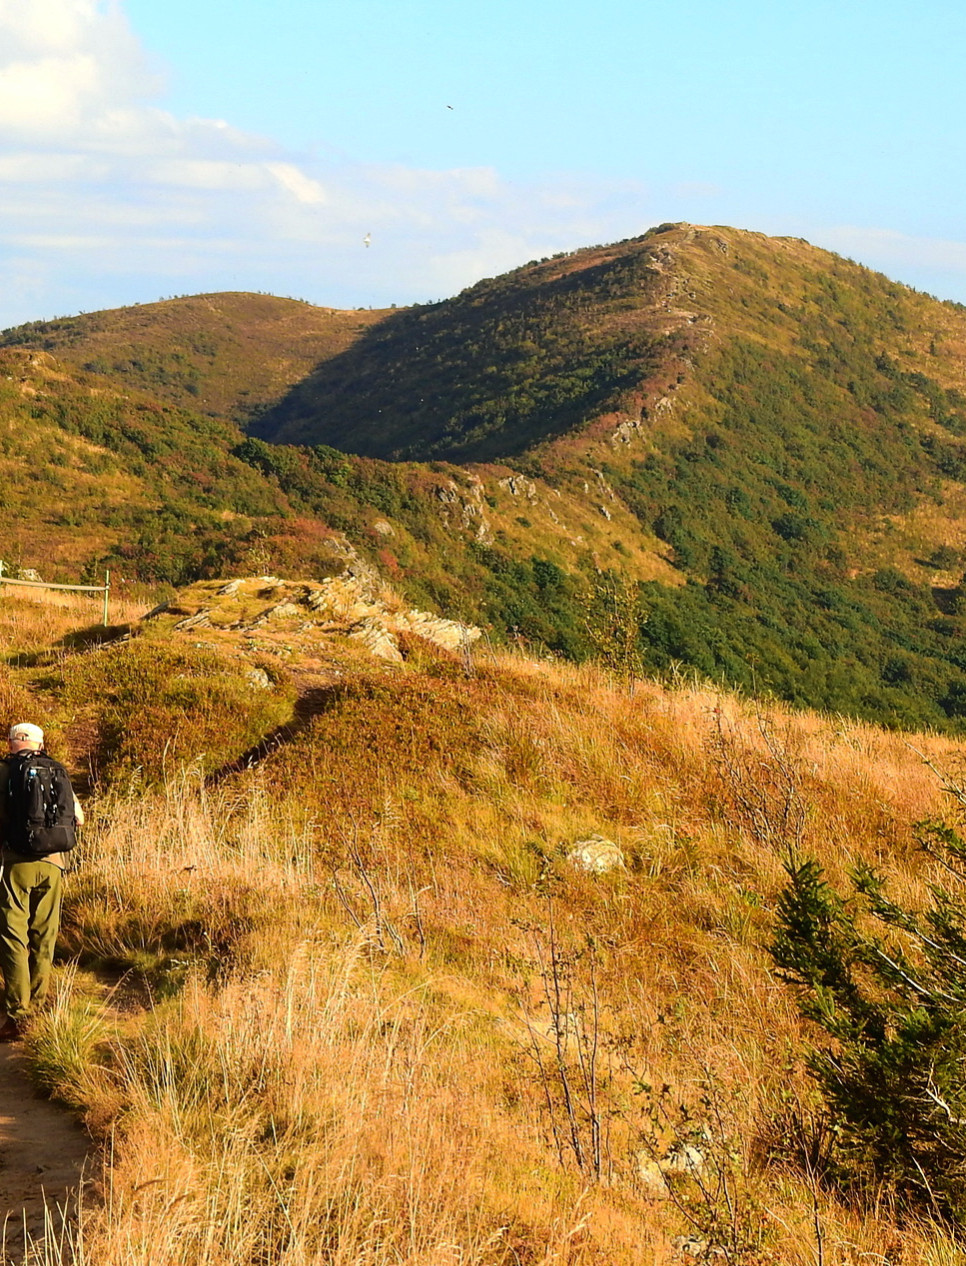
[0,1044,88,1264]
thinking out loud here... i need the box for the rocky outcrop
[434,477,491,542]
[498,475,538,502]
[148,574,481,665]
[396,608,478,653]
[348,617,403,663]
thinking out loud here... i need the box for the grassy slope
[1,292,391,424]
[4,586,965,1264]
[10,227,966,731]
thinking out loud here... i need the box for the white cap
[9,723,43,746]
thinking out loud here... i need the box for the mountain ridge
[251,223,966,463]
[7,224,966,730]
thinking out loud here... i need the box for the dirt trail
[0,1046,88,1264]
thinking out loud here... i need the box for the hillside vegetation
[5,583,966,1263]
[0,343,666,644]
[1,292,389,424]
[251,240,672,460]
[8,225,966,732]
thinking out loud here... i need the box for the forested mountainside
[250,223,966,463]
[7,224,966,730]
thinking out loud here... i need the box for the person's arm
[72,794,85,827]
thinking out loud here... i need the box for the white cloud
[0,153,105,181]
[818,226,966,278]
[12,233,114,249]
[0,54,100,136]
[0,0,156,144]
[144,160,277,193]
[0,0,658,324]
[3,0,109,57]
[265,163,327,206]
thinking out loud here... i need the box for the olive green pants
[0,859,63,1022]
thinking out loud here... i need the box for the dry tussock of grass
[6,592,966,1261]
[44,888,665,1262]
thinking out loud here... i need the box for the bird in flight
[363,233,371,248]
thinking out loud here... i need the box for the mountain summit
[7,223,966,730]
[250,222,966,465]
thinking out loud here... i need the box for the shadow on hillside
[3,624,130,670]
[248,251,662,462]
[58,623,132,651]
[932,586,961,615]
[207,684,342,784]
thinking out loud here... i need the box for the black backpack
[5,751,77,856]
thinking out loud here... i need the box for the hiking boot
[0,1017,23,1042]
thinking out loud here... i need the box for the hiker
[0,723,83,1042]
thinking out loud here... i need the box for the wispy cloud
[815,225,966,299]
[0,0,655,324]
[8,3,960,328]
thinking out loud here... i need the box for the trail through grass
[5,586,966,1262]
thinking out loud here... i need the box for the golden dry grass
[3,590,966,1263]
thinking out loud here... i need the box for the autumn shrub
[55,639,295,787]
[260,670,484,816]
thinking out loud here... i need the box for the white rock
[662,1143,705,1176]
[636,1143,706,1200]
[568,835,625,874]
[671,1236,714,1258]
[349,619,403,663]
[498,475,537,501]
[174,609,212,631]
[398,610,481,653]
[638,1158,670,1196]
[267,602,303,620]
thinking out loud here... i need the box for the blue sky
[1,0,965,326]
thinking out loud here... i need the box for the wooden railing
[0,563,111,625]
